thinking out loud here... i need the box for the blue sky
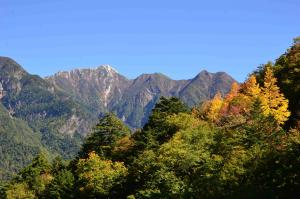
[1,0,299,81]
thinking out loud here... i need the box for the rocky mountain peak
[98,65,118,75]
[47,64,130,111]
[0,56,27,78]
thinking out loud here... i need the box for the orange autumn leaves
[197,67,290,125]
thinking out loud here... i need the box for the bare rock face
[46,65,131,113]
[0,82,5,99]
[0,57,27,96]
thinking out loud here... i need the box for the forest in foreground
[0,38,300,199]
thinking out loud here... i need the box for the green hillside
[0,104,45,180]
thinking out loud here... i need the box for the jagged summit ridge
[51,64,119,79]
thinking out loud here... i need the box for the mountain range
[47,64,235,128]
[0,56,236,179]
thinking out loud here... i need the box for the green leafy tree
[46,170,75,199]
[133,97,190,152]
[15,153,53,196]
[76,152,128,198]
[79,113,131,159]
[50,156,67,175]
[242,128,300,199]
[143,96,190,132]
[2,153,53,198]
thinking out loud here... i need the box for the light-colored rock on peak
[99,65,118,73]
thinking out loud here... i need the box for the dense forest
[0,38,300,199]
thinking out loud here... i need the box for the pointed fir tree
[79,113,131,159]
[260,66,290,125]
[241,75,261,99]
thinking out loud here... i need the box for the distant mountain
[0,56,236,179]
[47,66,236,128]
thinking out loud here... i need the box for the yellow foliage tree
[113,135,134,154]
[76,152,128,196]
[260,67,290,124]
[241,75,261,98]
[6,183,35,199]
[166,112,202,130]
[225,75,262,115]
[207,92,223,122]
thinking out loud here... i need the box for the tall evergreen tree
[143,96,190,131]
[137,97,190,148]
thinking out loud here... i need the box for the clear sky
[1,0,299,81]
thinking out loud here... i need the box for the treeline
[1,38,300,199]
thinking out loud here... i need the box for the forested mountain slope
[0,57,95,179]
[0,103,45,180]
